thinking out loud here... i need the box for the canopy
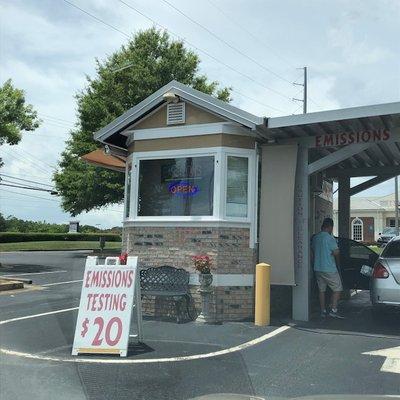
[81,149,125,172]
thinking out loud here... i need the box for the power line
[0,171,54,184]
[116,0,288,111]
[205,0,296,70]
[0,188,60,203]
[3,146,57,171]
[40,119,74,130]
[206,0,323,112]
[231,89,283,113]
[24,133,69,140]
[62,0,129,38]
[14,148,58,171]
[39,116,74,127]
[160,0,294,89]
[0,174,55,188]
[39,113,76,126]
[63,0,286,112]
[0,183,58,194]
[1,149,52,175]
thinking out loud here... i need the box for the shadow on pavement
[295,290,400,337]
[76,351,255,400]
[0,263,55,273]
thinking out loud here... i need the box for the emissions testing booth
[85,80,400,321]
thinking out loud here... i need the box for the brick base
[123,225,256,321]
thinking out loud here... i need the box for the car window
[382,241,400,258]
[382,227,397,235]
[349,242,374,259]
[338,238,374,259]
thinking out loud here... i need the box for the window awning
[81,149,125,172]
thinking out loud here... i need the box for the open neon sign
[168,181,199,197]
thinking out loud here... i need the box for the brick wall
[350,217,375,243]
[123,225,256,321]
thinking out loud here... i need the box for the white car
[370,236,400,312]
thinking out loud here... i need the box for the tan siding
[133,102,225,130]
[128,134,255,153]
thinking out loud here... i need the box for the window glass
[349,240,372,259]
[226,156,248,218]
[125,164,132,218]
[138,156,214,216]
[382,240,400,257]
[352,218,363,241]
[383,227,397,234]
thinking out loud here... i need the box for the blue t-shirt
[311,231,338,273]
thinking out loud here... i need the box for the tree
[0,79,40,166]
[54,28,231,216]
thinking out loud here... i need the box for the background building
[333,193,396,242]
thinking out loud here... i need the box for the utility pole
[293,66,307,114]
[395,176,399,236]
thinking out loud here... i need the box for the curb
[0,248,121,253]
[0,280,24,292]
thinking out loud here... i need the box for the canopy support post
[338,176,351,239]
[293,145,310,321]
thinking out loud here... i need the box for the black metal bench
[139,266,193,323]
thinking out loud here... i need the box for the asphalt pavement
[0,251,399,400]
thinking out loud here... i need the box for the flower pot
[196,273,214,323]
[199,273,213,288]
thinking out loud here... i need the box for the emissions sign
[72,256,138,357]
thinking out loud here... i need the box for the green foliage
[0,232,121,244]
[54,28,231,216]
[0,79,40,165]
[0,213,116,234]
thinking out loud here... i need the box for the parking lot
[0,251,399,400]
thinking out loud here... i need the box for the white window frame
[124,146,256,225]
[220,148,256,223]
[127,147,221,222]
[352,217,364,241]
[124,162,133,219]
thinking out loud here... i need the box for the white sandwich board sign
[72,256,140,357]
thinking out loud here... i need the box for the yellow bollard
[255,263,271,326]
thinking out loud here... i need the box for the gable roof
[333,193,396,211]
[94,80,264,147]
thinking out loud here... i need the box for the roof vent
[167,102,185,125]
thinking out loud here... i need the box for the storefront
[89,80,400,322]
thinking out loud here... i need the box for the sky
[0,0,399,227]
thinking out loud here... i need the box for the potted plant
[192,255,213,288]
[192,255,214,323]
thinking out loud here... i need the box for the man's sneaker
[328,309,344,319]
[320,310,327,318]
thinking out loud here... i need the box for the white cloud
[1,0,398,226]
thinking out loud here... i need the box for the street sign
[363,346,400,375]
[72,256,140,357]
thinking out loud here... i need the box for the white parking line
[0,307,79,325]
[1,270,67,277]
[42,280,83,287]
[0,306,291,364]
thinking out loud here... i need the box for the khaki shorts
[315,271,343,292]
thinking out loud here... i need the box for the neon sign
[168,181,199,196]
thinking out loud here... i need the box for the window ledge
[123,218,251,228]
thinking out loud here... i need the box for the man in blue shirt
[311,217,343,318]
